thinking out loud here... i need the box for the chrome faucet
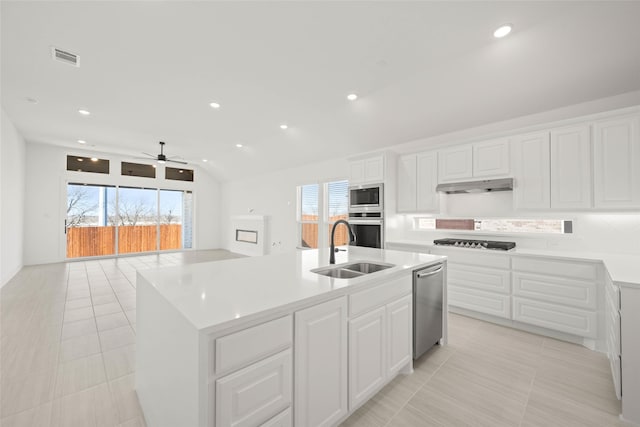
[330,219,356,264]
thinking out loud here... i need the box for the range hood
[435,178,513,194]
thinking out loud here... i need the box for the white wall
[220,158,348,254]
[23,142,221,265]
[1,109,27,286]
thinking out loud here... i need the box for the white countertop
[387,239,640,288]
[137,246,444,333]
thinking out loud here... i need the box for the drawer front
[512,272,596,309]
[261,408,291,427]
[216,349,292,427]
[430,247,510,269]
[448,286,511,319]
[512,256,598,281]
[448,264,511,294]
[512,297,597,338]
[350,276,411,317]
[215,315,292,376]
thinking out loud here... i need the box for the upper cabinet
[438,138,509,183]
[593,115,640,209]
[550,125,592,209]
[349,155,384,185]
[512,132,551,210]
[396,151,438,213]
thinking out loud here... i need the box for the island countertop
[136,246,444,333]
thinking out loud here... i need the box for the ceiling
[2,1,640,181]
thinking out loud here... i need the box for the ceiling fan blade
[141,152,156,158]
[167,159,189,165]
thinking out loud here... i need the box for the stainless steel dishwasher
[413,262,444,359]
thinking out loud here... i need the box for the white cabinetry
[511,257,599,338]
[349,155,384,185]
[512,131,551,210]
[348,277,413,411]
[550,125,592,209]
[396,151,438,213]
[593,115,640,208]
[430,247,511,319]
[294,297,348,427]
[438,139,509,183]
[620,284,640,425]
[604,274,621,400]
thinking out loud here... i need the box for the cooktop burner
[433,238,516,251]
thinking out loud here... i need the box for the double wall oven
[348,183,384,249]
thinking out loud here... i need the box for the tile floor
[0,250,628,427]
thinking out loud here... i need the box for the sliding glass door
[66,183,193,258]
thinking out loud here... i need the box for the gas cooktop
[433,238,516,251]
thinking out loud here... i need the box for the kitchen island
[135,246,446,427]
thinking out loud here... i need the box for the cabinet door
[512,297,597,338]
[364,156,384,183]
[512,132,550,209]
[438,145,473,182]
[387,294,412,376]
[397,154,417,212]
[216,349,292,427]
[416,151,439,212]
[593,115,640,208]
[550,125,592,209]
[448,286,511,319]
[473,138,510,178]
[349,160,365,185]
[294,297,348,427]
[348,307,386,410]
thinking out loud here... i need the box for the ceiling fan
[138,141,188,165]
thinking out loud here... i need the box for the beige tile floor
[0,250,628,427]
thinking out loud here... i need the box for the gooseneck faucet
[330,219,356,264]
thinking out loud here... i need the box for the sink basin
[312,261,395,279]
[341,262,393,274]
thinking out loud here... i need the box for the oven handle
[347,219,383,225]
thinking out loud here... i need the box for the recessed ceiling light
[90,157,98,162]
[202,159,208,162]
[280,124,288,130]
[347,93,358,101]
[209,102,221,109]
[77,139,86,144]
[78,109,91,116]
[493,24,512,38]
[235,143,243,148]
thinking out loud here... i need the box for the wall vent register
[433,238,515,251]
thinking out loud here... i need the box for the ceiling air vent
[51,47,80,67]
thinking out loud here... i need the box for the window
[166,167,194,182]
[67,155,109,174]
[297,180,348,249]
[413,217,572,234]
[121,162,156,178]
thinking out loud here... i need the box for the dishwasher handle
[416,264,443,278]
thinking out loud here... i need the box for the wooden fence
[301,214,349,248]
[66,224,182,258]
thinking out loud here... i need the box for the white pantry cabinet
[593,115,640,208]
[396,151,438,213]
[349,155,384,185]
[550,124,592,209]
[294,297,348,427]
[512,131,551,210]
[438,138,509,183]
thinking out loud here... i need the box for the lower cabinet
[261,408,292,427]
[512,297,597,338]
[294,297,348,427]
[448,286,511,319]
[216,349,292,427]
[387,295,413,375]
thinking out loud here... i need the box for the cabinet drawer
[430,247,510,269]
[261,408,291,427]
[449,264,511,294]
[512,297,597,338]
[216,349,292,427]
[350,276,411,317]
[512,256,598,281]
[215,315,292,376]
[448,286,511,319]
[512,272,596,309]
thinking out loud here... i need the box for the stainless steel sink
[312,261,395,279]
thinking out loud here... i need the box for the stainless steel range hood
[435,178,513,194]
